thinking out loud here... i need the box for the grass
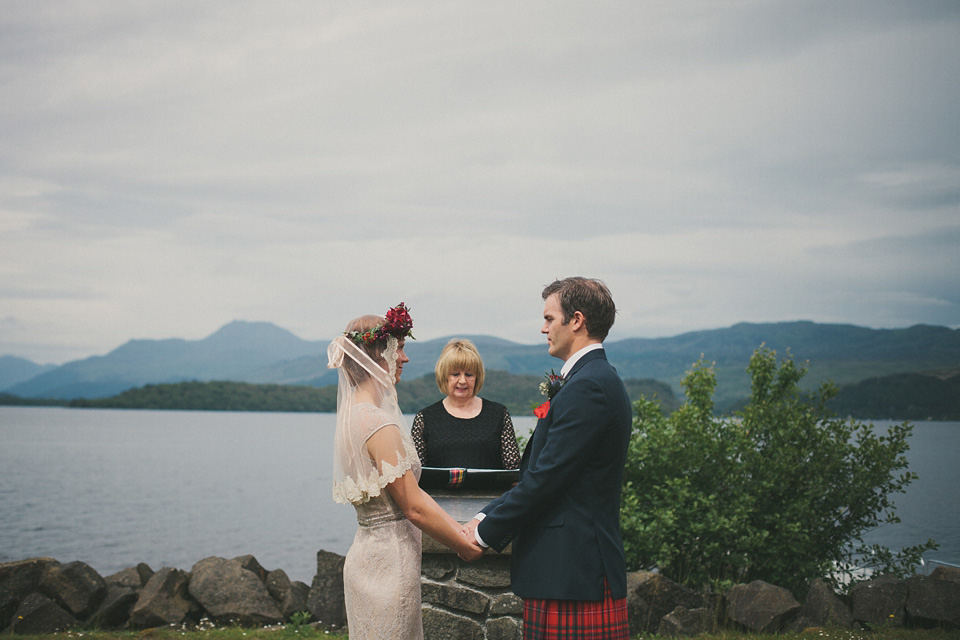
[4,624,958,640]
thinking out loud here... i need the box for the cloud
[0,1,957,363]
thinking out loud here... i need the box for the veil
[326,334,417,505]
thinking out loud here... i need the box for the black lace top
[411,399,521,469]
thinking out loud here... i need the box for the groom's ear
[570,310,587,332]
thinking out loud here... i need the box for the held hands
[457,519,484,562]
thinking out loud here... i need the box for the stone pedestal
[421,491,521,640]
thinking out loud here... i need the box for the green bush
[620,347,937,596]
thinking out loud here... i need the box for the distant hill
[0,355,56,390]
[3,320,959,411]
[4,321,326,399]
[67,373,679,416]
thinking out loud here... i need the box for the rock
[38,560,107,619]
[626,570,703,635]
[657,605,716,637]
[850,574,908,628]
[129,567,198,629]
[421,581,490,615]
[931,565,960,583]
[907,572,960,629]
[786,578,855,631]
[421,606,484,640]
[106,563,154,589]
[457,556,512,589]
[485,615,521,640]
[233,555,269,582]
[188,556,282,626]
[89,584,138,629]
[307,550,346,629]
[725,580,800,633]
[265,569,310,620]
[0,557,61,630]
[421,555,456,581]
[490,592,523,616]
[4,592,78,634]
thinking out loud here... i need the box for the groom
[463,277,632,639]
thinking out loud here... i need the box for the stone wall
[3,553,958,636]
[421,535,521,640]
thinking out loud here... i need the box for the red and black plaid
[522,579,629,640]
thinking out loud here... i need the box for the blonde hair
[434,339,485,395]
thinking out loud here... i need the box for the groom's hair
[542,277,616,341]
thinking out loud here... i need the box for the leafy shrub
[620,347,937,596]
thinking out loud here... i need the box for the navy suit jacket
[477,348,632,601]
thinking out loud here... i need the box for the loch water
[0,406,956,584]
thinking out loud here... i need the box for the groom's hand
[460,518,480,539]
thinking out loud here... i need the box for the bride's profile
[326,303,482,638]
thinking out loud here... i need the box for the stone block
[486,615,522,640]
[422,581,490,615]
[458,555,512,588]
[490,592,523,616]
[422,606,484,640]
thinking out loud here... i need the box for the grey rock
[626,570,703,635]
[106,563,154,589]
[422,606,484,640]
[490,592,523,616]
[306,550,346,629]
[658,605,716,637]
[188,556,282,626]
[786,578,855,632]
[39,560,107,619]
[850,575,908,628]
[457,556,512,588]
[485,615,522,640]
[0,557,61,629]
[421,555,456,581]
[89,584,138,629]
[906,572,960,629]
[232,554,269,582]
[129,567,198,629]
[421,581,490,615]
[725,580,800,633]
[4,592,77,634]
[266,569,310,620]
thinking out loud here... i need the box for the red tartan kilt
[522,578,629,640]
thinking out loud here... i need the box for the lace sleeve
[500,407,521,469]
[333,405,420,505]
[411,411,426,463]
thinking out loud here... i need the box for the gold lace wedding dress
[339,403,423,640]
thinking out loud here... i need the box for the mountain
[4,321,326,399]
[0,355,57,390]
[4,320,959,406]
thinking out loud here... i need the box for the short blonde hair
[435,339,485,396]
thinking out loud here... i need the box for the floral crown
[344,302,415,346]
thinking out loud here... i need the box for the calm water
[0,407,956,584]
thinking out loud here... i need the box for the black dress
[411,399,521,469]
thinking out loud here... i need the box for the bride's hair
[342,315,388,384]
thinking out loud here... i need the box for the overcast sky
[2,1,958,365]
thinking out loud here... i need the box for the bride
[326,303,483,639]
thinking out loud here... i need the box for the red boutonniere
[533,401,550,419]
[532,370,564,419]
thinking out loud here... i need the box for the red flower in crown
[345,302,416,345]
